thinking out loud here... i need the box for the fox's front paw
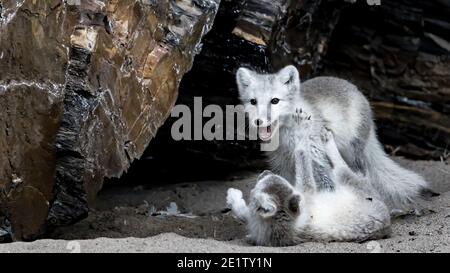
[227,188,250,222]
[227,188,244,208]
[292,108,311,125]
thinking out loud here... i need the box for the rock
[322,0,450,159]
[0,0,219,240]
[232,0,290,46]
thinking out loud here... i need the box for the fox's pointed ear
[278,65,300,86]
[236,67,253,90]
[258,205,277,218]
[257,170,274,181]
[254,193,277,218]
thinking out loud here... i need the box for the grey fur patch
[344,100,372,174]
[295,152,315,192]
[348,138,368,175]
[301,77,354,108]
[262,176,295,204]
[357,108,373,141]
[325,154,334,170]
[312,160,335,191]
[338,120,371,176]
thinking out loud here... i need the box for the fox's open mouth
[258,121,278,141]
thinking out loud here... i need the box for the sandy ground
[0,158,449,253]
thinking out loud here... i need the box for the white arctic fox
[236,65,429,212]
[227,128,391,246]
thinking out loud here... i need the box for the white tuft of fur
[227,188,250,222]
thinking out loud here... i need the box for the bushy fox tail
[365,128,429,212]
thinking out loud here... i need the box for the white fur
[227,188,250,221]
[297,185,390,242]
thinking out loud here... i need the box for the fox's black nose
[255,119,264,126]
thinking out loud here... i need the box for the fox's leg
[321,128,378,195]
[227,188,251,222]
[321,128,350,172]
[294,148,317,193]
[290,108,317,193]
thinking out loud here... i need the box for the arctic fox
[236,65,429,212]
[227,127,391,246]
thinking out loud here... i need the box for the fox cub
[227,124,391,246]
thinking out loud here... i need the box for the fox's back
[301,76,373,149]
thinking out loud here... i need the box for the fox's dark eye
[271,98,280,105]
[250,99,257,105]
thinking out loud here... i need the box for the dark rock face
[322,0,450,159]
[0,0,219,240]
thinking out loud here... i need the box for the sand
[0,158,449,253]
